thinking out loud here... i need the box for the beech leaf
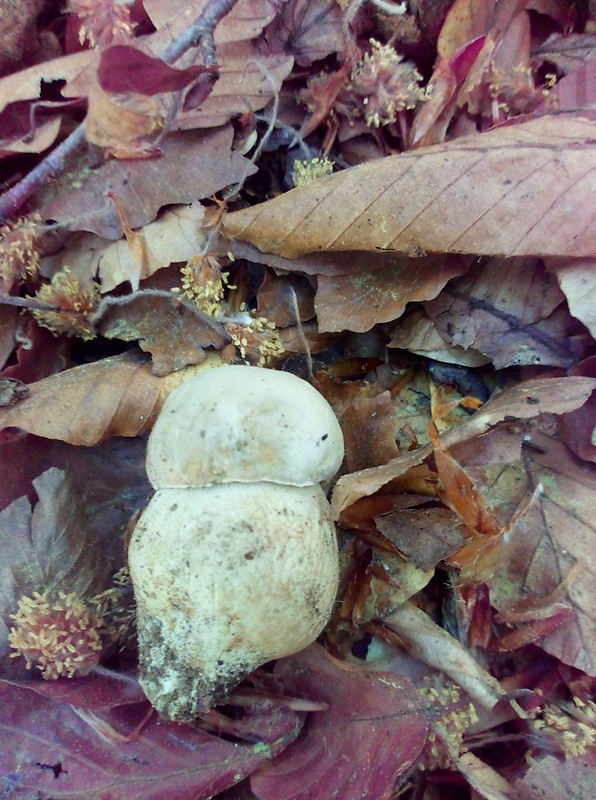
[251,645,428,800]
[97,45,208,96]
[223,116,596,260]
[0,468,109,677]
[315,254,472,333]
[488,432,596,675]
[0,351,191,445]
[0,682,299,800]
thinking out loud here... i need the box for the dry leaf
[535,32,596,74]
[548,257,596,338]
[423,257,586,368]
[0,468,109,678]
[488,432,596,675]
[512,749,596,800]
[223,116,596,260]
[40,126,250,240]
[144,0,278,48]
[386,601,506,710]
[315,255,472,333]
[95,292,228,376]
[0,351,188,445]
[252,645,429,800]
[43,203,206,293]
[331,377,596,517]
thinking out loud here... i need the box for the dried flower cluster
[31,267,100,340]
[300,39,425,138]
[179,254,233,316]
[68,0,136,48]
[292,157,335,188]
[226,314,285,366]
[530,698,596,758]
[352,39,425,127]
[177,255,285,365]
[0,215,41,292]
[9,591,105,679]
[8,570,135,680]
[418,681,479,770]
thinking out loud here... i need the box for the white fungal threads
[128,366,344,721]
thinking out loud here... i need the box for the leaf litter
[1,0,596,797]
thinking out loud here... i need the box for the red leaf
[251,645,428,800]
[0,681,299,800]
[97,45,209,96]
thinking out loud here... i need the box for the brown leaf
[331,377,596,518]
[557,355,596,462]
[179,45,293,127]
[0,0,45,75]
[315,254,472,333]
[223,116,596,260]
[262,0,344,66]
[342,391,400,473]
[43,203,207,294]
[375,508,465,571]
[95,292,228,376]
[251,645,428,800]
[0,351,169,444]
[144,0,277,48]
[512,749,596,800]
[488,432,596,675]
[40,126,251,239]
[535,33,596,74]
[423,257,586,368]
[548,257,596,338]
[85,80,164,151]
[0,49,92,114]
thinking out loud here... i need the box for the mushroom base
[129,482,339,721]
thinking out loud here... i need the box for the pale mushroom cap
[147,365,344,489]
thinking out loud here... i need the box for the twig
[160,0,239,66]
[0,124,86,222]
[0,0,242,222]
[0,295,60,312]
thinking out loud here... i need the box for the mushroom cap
[147,365,344,489]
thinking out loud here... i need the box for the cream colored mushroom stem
[129,365,344,721]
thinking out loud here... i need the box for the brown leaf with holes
[95,292,228,376]
[224,116,596,260]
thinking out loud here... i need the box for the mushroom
[128,365,344,721]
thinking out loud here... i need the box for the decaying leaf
[488,432,596,676]
[95,292,228,376]
[224,116,596,260]
[40,126,252,239]
[424,257,587,368]
[315,254,472,333]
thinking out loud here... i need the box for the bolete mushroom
[128,365,344,721]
